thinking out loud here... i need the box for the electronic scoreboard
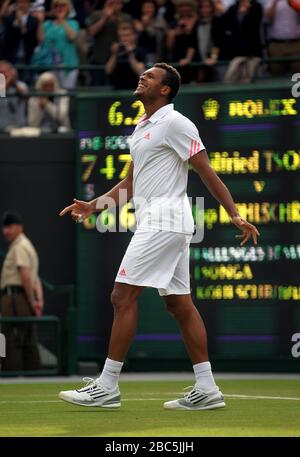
[76,83,300,370]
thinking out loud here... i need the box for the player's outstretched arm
[190,150,260,245]
[59,162,134,221]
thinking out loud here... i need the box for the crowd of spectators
[0,0,300,130]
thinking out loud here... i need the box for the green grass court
[0,380,299,437]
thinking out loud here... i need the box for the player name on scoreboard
[195,284,300,300]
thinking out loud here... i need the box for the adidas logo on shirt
[143,132,151,140]
[118,268,126,276]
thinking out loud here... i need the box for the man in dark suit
[3,0,40,65]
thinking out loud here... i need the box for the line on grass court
[0,393,300,403]
[224,394,300,401]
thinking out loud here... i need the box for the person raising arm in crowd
[105,22,145,89]
[42,0,79,89]
[87,0,132,85]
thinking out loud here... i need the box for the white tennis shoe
[59,377,121,408]
[164,385,225,410]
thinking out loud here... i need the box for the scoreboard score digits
[108,100,144,126]
[76,84,300,370]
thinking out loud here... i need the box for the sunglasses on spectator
[53,3,67,7]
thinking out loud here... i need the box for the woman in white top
[28,71,71,132]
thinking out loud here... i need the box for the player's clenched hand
[59,199,93,222]
[231,215,260,246]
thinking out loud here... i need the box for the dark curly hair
[154,62,181,101]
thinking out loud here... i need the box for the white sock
[193,361,218,393]
[97,358,123,390]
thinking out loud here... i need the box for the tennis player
[59,63,259,410]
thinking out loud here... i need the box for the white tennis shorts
[115,230,192,296]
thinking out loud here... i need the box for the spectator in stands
[195,0,217,82]
[29,1,46,80]
[85,1,105,18]
[71,0,90,86]
[31,0,46,22]
[2,0,41,67]
[211,0,263,82]
[30,0,46,16]
[156,0,176,25]
[201,0,226,72]
[0,60,28,131]
[264,0,300,75]
[0,0,10,60]
[0,210,43,371]
[42,0,79,89]
[221,0,236,10]
[121,0,142,18]
[105,22,145,89]
[212,0,226,16]
[88,0,132,85]
[28,71,71,132]
[167,0,198,83]
[72,0,87,28]
[134,0,167,64]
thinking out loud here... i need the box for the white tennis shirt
[130,103,205,234]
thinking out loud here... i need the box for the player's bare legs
[108,282,143,361]
[59,282,143,407]
[164,294,208,363]
[163,293,225,410]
